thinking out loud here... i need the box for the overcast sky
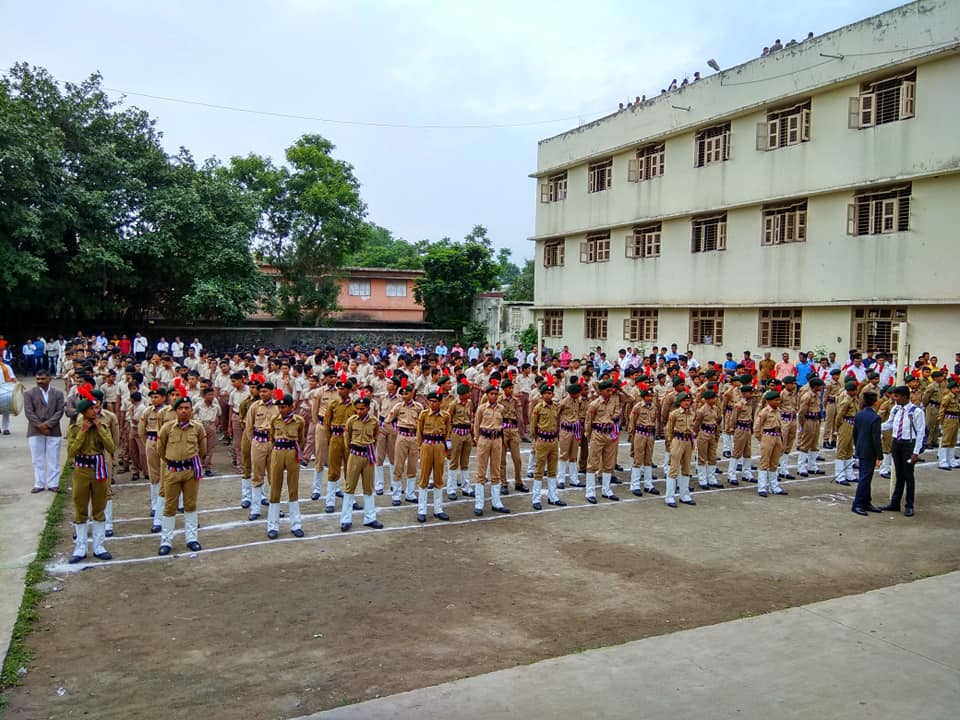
[2,0,903,262]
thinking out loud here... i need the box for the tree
[414,231,500,335]
[504,258,534,301]
[344,223,425,269]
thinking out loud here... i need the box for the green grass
[0,465,71,714]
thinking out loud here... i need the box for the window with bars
[690,309,723,345]
[580,232,611,263]
[623,309,658,342]
[849,70,915,129]
[543,239,565,267]
[509,307,522,332]
[695,124,730,167]
[544,310,564,337]
[847,185,911,236]
[757,100,811,150]
[385,281,407,297]
[348,280,371,297]
[585,310,608,340]
[587,158,613,193]
[691,215,727,253]
[625,223,662,259]
[851,307,906,355]
[539,172,568,203]
[762,200,807,245]
[758,308,802,348]
[627,143,665,182]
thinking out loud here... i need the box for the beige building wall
[532,0,960,367]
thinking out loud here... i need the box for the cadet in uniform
[311,368,339,500]
[237,377,258,507]
[245,381,279,519]
[692,389,723,490]
[324,380,356,513]
[498,380,528,494]
[821,369,842,449]
[728,384,757,485]
[796,376,825,476]
[923,370,944,449]
[196,386,221,476]
[67,395,116,563]
[267,393,306,538]
[473,383,509,515]
[156,397,206,556]
[937,378,960,470]
[446,381,475,499]
[627,387,659,496]
[664,391,696,507]
[416,391,452,522]
[834,381,859,485]
[375,376,401,495]
[777,377,799,480]
[341,396,384,531]
[584,379,622,504]
[387,380,423,505]
[529,382,565,510]
[139,385,173,532]
[754,390,788,497]
[719,377,741,459]
[557,383,585,488]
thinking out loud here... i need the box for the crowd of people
[4,332,958,564]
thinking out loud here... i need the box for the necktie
[896,408,905,440]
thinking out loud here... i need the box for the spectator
[493,342,503,361]
[171,336,185,362]
[21,338,37,376]
[467,342,480,363]
[1,355,16,434]
[665,344,680,362]
[559,345,572,369]
[774,352,796,380]
[771,39,783,51]
[723,351,738,375]
[686,350,700,371]
[45,336,61,376]
[34,336,46,372]
[24,369,65,491]
[795,352,814,386]
[133,332,148,362]
[118,334,132,356]
[190,337,203,355]
[156,336,170,354]
[94,331,108,351]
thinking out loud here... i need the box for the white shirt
[881,402,925,455]
[190,341,203,354]
[877,362,898,387]
[157,341,169,353]
[171,341,185,358]
[133,336,148,353]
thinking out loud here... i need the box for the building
[531,0,959,367]
[252,266,426,325]
[472,293,535,348]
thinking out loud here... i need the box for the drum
[0,382,24,416]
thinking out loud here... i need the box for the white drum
[0,382,24,416]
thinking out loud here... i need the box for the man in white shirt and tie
[879,385,925,517]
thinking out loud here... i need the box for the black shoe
[68,554,87,564]
[812,469,826,475]
[851,506,868,516]
[816,455,826,461]
[150,524,161,533]
[364,520,384,529]
[758,490,768,497]
[391,499,401,507]
[205,469,213,477]
[376,489,384,495]
[158,546,171,556]
[352,501,361,510]
[747,477,758,484]
[798,472,809,477]
[836,480,851,486]
[335,490,344,498]
[493,505,510,514]
[340,523,351,531]
[241,500,252,509]
[260,498,269,507]
[433,513,449,522]
[417,513,426,523]
[615,464,624,471]
[474,508,483,517]
[461,489,475,497]
[603,494,620,502]
[646,487,660,495]
[94,551,112,560]
[310,493,320,501]
[680,498,697,506]
[866,505,882,513]
[248,511,260,521]
[105,529,114,537]
[515,484,529,493]
[666,500,677,508]
[610,477,622,485]
[186,541,201,552]
[723,451,732,458]
[547,499,567,506]
[729,479,739,486]
[736,464,743,471]
[292,528,305,537]
[178,506,184,513]
[557,482,565,489]
[500,486,510,495]
[879,504,900,512]
[526,471,533,479]
[904,507,914,517]
[708,482,723,488]
[267,529,279,539]
[532,502,543,510]
[586,496,597,504]
[325,504,336,513]
[404,496,418,504]
[773,489,789,496]
[569,481,585,488]
[631,489,643,496]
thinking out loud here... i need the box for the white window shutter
[767,119,779,150]
[718,220,727,250]
[859,93,875,128]
[588,172,595,193]
[580,241,590,263]
[627,158,639,183]
[881,199,897,233]
[801,108,811,141]
[846,203,857,235]
[797,209,807,241]
[756,122,768,151]
[540,183,550,203]
[625,235,637,258]
[763,215,774,245]
[848,97,861,129]
[899,80,916,119]
[786,115,800,145]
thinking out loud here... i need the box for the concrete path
[0,378,61,668]
[304,571,960,720]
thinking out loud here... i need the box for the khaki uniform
[312,383,339,471]
[664,406,696,504]
[728,395,757,483]
[797,386,823,475]
[778,386,799,461]
[324,397,355,486]
[156,417,206,551]
[692,403,720,487]
[557,395,585,483]
[238,393,256,478]
[923,380,944,447]
[754,405,784,475]
[585,396,619,475]
[417,409,451,490]
[245,399,280,489]
[835,394,857,461]
[498,393,523,489]
[195,399,221,471]
[821,378,840,447]
[388,399,424,502]
[530,399,559,480]
[473,400,504,486]
[269,411,306,502]
[68,420,116,523]
[937,389,959,457]
[344,413,379,495]
[376,392,402,468]
[447,397,475,496]
[628,400,657,468]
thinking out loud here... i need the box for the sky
[1,0,906,262]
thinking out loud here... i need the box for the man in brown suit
[24,370,65,492]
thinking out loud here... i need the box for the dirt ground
[6,440,960,720]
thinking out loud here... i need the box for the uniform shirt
[157,418,206,461]
[778,387,798,415]
[798,387,820,420]
[271,411,306,445]
[665,406,694,441]
[195,400,222,425]
[628,400,657,433]
[324,398,355,432]
[753,405,782,438]
[473,400,504,437]
[558,395,584,425]
[344,413,378,447]
[733,397,757,428]
[586,396,618,435]
[388,399,424,431]
[692,403,720,434]
[67,419,116,458]
[139,404,169,439]
[515,373,537,394]
[530,400,559,436]
[835,394,858,428]
[500,394,519,425]
[312,384,340,420]
[245,400,280,438]
[881,402,925,454]
[922,380,943,408]
[379,393,402,423]
[938,390,959,423]
[417,408,451,443]
[449,398,474,427]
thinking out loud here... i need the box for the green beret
[567,383,582,394]
[426,391,441,401]
[540,383,554,394]
[354,396,371,406]
[261,381,275,390]
[148,387,165,397]
[173,397,192,409]
[703,390,716,399]
[456,384,471,395]
[764,390,780,401]
[883,384,895,393]
[483,384,498,393]
[76,399,94,413]
[598,379,614,390]
[639,388,652,397]
[947,379,957,389]
[338,380,355,390]
[738,374,753,383]
[829,369,841,376]
[704,369,716,378]
[932,370,944,378]
[740,384,754,393]
[279,393,294,406]
[500,379,514,388]
[91,389,105,400]
[322,368,336,377]
[867,371,879,379]
[844,381,858,391]
[675,391,689,403]
[782,376,796,384]
[808,377,823,387]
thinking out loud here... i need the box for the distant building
[473,293,535,348]
[530,0,960,364]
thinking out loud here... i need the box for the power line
[101,87,607,130]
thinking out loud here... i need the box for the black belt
[672,433,693,441]
[804,413,821,419]
[422,434,445,443]
[762,430,782,436]
[735,421,752,429]
[274,439,297,449]
[479,428,503,439]
[397,427,416,437]
[536,431,558,441]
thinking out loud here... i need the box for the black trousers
[853,454,877,509]
[889,439,916,509]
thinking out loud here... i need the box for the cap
[567,383,582,394]
[483,384,499,393]
[261,381,275,390]
[639,388,652,397]
[322,368,336,377]
[808,377,824,387]
[783,376,796,384]
[675,391,689,403]
[500,379,514,389]
[703,390,716,399]
[932,370,944,378]
[173,397,192,409]
[91,389,105,400]
[279,393,294,406]
[426,391,441,401]
[76,399,94,413]
[764,390,780,401]
[844,381,858,391]
[354,396,371,407]
[456,384,471,395]
[740,384,754,393]
[598,379,614,390]
[539,382,554,394]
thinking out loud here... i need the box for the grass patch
[0,465,71,711]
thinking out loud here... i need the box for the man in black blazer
[24,370,66,492]
[851,390,883,516]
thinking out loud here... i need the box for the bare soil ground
[6,440,960,720]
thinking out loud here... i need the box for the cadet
[446,381,475,500]
[923,370,945,449]
[310,368,339,500]
[267,393,306,539]
[387,379,423,505]
[90,389,120,537]
[777,376,799,480]
[67,394,116,563]
[156,397,206,556]
[692,389,723,489]
[529,382,565,510]
[473,383,509,516]
[796,376,825,476]
[821,368,842,449]
[664,391,696,507]
[498,380,528,495]
[341,396,384,531]
[139,385,173,532]
[627,387,659,496]
[754,390,789,497]
[728,383,757,485]
[416,391,452,522]
[237,376,258,507]
[834,381,859,485]
[323,379,355,513]
[557,382,585,488]
[584,379,622,503]
[244,381,280,519]
[937,378,960,470]
[879,385,895,481]
[375,376,402,495]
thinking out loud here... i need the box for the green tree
[344,223,425,269]
[504,258,534,301]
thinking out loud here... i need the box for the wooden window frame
[851,307,907,356]
[627,143,666,182]
[695,124,731,167]
[584,309,608,340]
[691,214,727,253]
[587,159,613,193]
[848,70,916,129]
[348,280,371,297]
[543,310,564,338]
[580,232,611,264]
[626,223,662,259]
[690,309,724,345]
[539,172,569,203]
[846,184,911,236]
[385,280,407,297]
[758,308,802,349]
[757,100,811,151]
[543,239,565,268]
[623,309,658,342]
[762,200,807,245]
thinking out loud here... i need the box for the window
[628,143,665,182]
[543,239,565,268]
[695,124,730,167]
[585,310,608,340]
[762,200,807,245]
[757,100,811,150]
[623,309,658,342]
[690,309,723,345]
[851,307,906,355]
[849,70,915,128]
[587,158,613,193]
[691,214,727,253]
[758,308,802,348]
[544,310,564,338]
[847,185,911,236]
[385,281,407,297]
[626,223,662,259]
[539,172,568,203]
[509,307,522,332]
[348,280,371,297]
[580,232,611,263]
